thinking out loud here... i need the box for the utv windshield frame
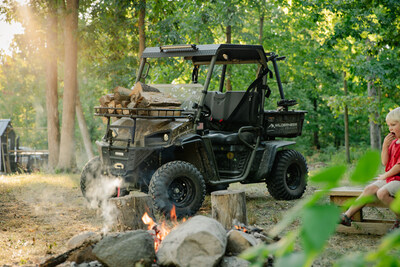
[136,44,274,127]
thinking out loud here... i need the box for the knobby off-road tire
[267,149,308,200]
[80,156,102,199]
[149,161,206,218]
[80,156,124,205]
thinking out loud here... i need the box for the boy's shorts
[371,180,400,197]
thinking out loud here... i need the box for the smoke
[84,174,123,234]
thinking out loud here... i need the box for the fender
[174,133,203,146]
[173,133,219,183]
[255,140,296,180]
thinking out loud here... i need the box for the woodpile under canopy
[99,82,182,116]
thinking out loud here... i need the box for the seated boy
[340,107,400,232]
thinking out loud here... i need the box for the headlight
[163,133,169,142]
[145,131,171,146]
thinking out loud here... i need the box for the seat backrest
[204,91,260,130]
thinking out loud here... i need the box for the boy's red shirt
[385,139,400,183]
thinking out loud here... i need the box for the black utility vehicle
[81,44,308,218]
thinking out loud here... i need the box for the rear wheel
[80,156,124,205]
[149,161,206,218]
[266,150,308,200]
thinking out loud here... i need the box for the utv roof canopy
[141,44,268,66]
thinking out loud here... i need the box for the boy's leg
[376,181,400,232]
[344,183,381,218]
[377,180,400,215]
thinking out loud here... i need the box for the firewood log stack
[98,82,181,116]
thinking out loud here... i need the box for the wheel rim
[286,163,302,190]
[168,176,194,207]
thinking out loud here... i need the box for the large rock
[219,256,250,267]
[156,215,227,267]
[65,231,102,264]
[226,230,261,256]
[92,230,155,267]
[67,232,101,249]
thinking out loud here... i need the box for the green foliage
[349,150,380,184]
[242,150,400,266]
[1,0,400,158]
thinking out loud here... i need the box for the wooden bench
[329,186,395,235]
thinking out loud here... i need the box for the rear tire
[267,150,308,200]
[80,156,123,205]
[149,161,206,218]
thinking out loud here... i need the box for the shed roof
[0,119,12,137]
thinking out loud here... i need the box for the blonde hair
[386,107,400,123]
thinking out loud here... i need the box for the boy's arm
[382,133,396,166]
[377,163,400,180]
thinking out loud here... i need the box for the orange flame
[142,211,172,251]
[234,224,248,233]
[141,206,185,251]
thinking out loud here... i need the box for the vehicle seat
[204,91,260,131]
[206,131,256,145]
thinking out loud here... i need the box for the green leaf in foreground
[275,252,307,267]
[350,150,380,184]
[342,195,376,210]
[309,165,346,187]
[390,190,400,214]
[300,204,341,254]
[334,252,366,267]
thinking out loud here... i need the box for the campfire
[141,205,185,251]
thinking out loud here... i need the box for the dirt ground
[0,172,391,266]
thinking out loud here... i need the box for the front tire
[80,156,123,205]
[267,150,308,200]
[149,161,206,218]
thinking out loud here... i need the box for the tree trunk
[343,72,350,163]
[46,0,60,170]
[259,13,264,44]
[138,0,146,58]
[76,96,94,160]
[211,190,247,229]
[312,98,321,149]
[58,0,79,171]
[109,192,156,231]
[368,81,381,150]
[225,25,232,91]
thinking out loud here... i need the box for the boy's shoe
[387,219,400,233]
[339,213,352,227]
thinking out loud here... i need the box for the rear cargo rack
[94,106,187,119]
[94,106,192,149]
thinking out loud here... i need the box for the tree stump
[211,190,247,229]
[109,191,155,231]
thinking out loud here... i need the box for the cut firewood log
[136,92,181,108]
[114,86,132,102]
[121,100,130,107]
[211,190,247,229]
[129,82,161,103]
[107,100,116,114]
[109,191,156,231]
[99,94,114,106]
[115,103,123,114]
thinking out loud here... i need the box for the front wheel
[80,156,123,206]
[266,150,308,200]
[149,161,206,218]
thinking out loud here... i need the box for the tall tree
[58,0,78,170]
[45,0,60,169]
[138,0,146,58]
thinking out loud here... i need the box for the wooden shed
[0,119,17,173]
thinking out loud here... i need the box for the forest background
[0,0,400,171]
